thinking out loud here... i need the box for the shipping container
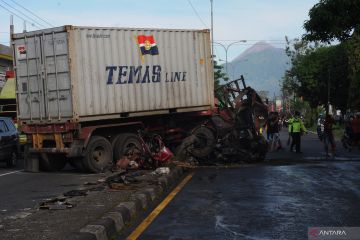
[12,26,214,173]
[12,26,214,124]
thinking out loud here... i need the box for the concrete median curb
[66,166,185,240]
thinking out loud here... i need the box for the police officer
[289,111,307,153]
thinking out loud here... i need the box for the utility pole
[210,0,214,61]
[10,15,14,42]
[23,20,27,33]
[327,60,331,114]
[213,40,247,78]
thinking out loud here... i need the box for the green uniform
[290,117,306,133]
[288,118,293,133]
[289,116,306,153]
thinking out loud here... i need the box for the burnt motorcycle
[115,130,173,169]
[178,77,268,163]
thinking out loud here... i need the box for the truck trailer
[12,25,214,173]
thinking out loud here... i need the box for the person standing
[290,111,307,153]
[323,113,336,157]
[271,112,282,151]
[288,114,294,150]
[264,112,275,141]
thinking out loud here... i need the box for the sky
[0,0,319,61]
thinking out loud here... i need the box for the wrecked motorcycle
[178,77,268,163]
[115,130,173,169]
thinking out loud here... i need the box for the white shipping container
[12,25,214,123]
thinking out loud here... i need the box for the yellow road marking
[127,171,195,240]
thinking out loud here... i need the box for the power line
[216,39,289,42]
[186,0,208,28]
[8,0,54,27]
[0,2,41,29]
[0,0,47,28]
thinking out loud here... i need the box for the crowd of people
[261,110,360,157]
[262,111,307,153]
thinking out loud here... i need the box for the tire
[6,150,18,168]
[83,136,113,173]
[188,127,215,158]
[39,153,67,171]
[113,133,143,161]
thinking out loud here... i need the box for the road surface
[122,131,360,239]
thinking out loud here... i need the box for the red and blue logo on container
[137,35,159,56]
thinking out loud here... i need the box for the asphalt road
[124,131,360,240]
[1,130,359,239]
[135,162,360,240]
[0,163,108,221]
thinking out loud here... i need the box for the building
[0,44,13,88]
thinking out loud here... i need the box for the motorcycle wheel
[189,127,216,158]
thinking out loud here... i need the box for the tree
[303,0,360,43]
[345,33,360,109]
[213,60,228,89]
[282,39,350,112]
[303,0,360,110]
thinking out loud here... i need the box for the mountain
[222,41,290,97]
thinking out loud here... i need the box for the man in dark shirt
[323,114,336,156]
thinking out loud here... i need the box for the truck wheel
[113,133,143,161]
[39,153,67,171]
[188,127,215,158]
[83,136,113,173]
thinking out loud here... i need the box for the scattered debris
[105,171,140,188]
[83,181,98,186]
[108,183,138,191]
[5,212,32,220]
[153,167,170,175]
[97,178,106,183]
[114,156,131,170]
[63,189,88,197]
[129,160,140,169]
[39,198,74,210]
[87,186,105,192]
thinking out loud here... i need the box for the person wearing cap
[289,111,307,153]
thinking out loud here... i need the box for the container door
[42,32,72,121]
[15,35,47,121]
[14,31,72,122]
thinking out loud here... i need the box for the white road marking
[0,170,23,177]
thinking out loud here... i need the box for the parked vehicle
[12,25,214,173]
[0,76,27,154]
[0,117,19,167]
